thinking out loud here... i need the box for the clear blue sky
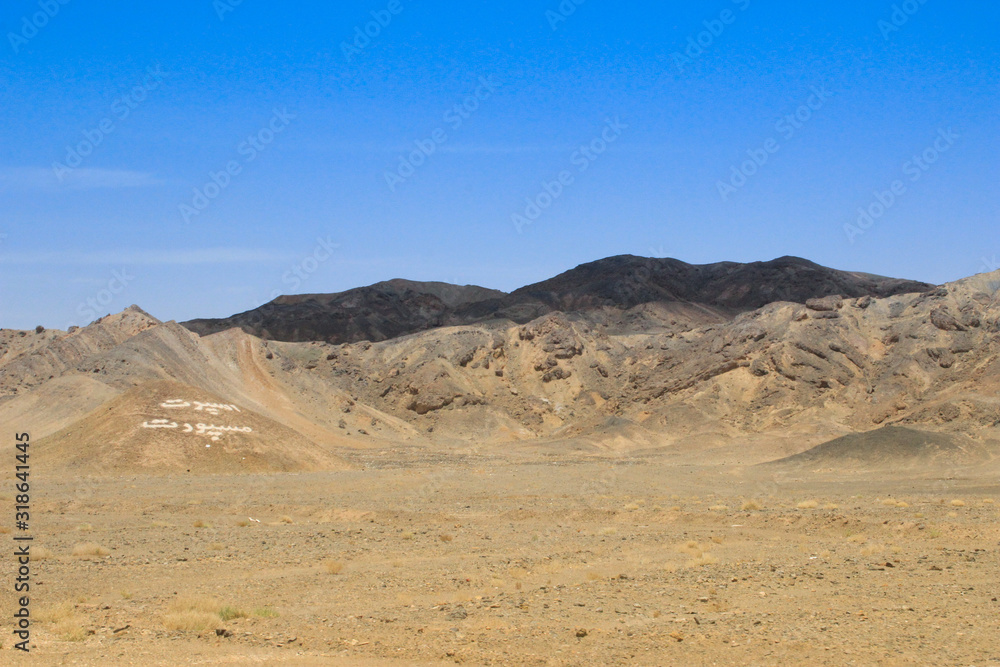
[1,0,997,329]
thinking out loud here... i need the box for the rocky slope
[181,256,933,344]
[3,258,996,473]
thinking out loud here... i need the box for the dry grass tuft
[686,553,719,568]
[163,611,221,632]
[439,533,454,542]
[54,621,87,641]
[169,596,221,615]
[741,500,763,511]
[36,601,78,624]
[279,515,294,524]
[823,503,840,510]
[708,505,729,512]
[796,500,819,509]
[192,520,211,528]
[236,519,250,527]
[324,560,345,574]
[71,543,109,558]
[253,607,279,618]
[209,542,224,551]
[75,523,93,532]
[218,606,248,621]
[675,540,703,556]
[860,543,884,557]
[950,499,966,507]
[33,546,54,560]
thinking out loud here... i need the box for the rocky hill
[3,257,996,474]
[181,256,932,344]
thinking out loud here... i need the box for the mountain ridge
[181,255,935,344]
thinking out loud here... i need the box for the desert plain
[2,256,1000,665]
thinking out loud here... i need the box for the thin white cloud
[0,248,297,266]
[0,167,163,191]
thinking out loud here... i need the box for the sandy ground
[3,447,1000,666]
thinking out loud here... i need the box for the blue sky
[1,0,997,329]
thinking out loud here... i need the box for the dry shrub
[983,499,995,505]
[36,601,78,624]
[623,503,640,511]
[675,540,703,556]
[192,520,210,528]
[708,505,729,512]
[75,523,93,532]
[796,500,819,509]
[218,606,248,621]
[324,560,344,574]
[209,542,224,551]
[599,526,617,536]
[236,519,250,527]
[741,500,763,511]
[823,503,840,510]
[279,515,294,524]
[33,546,54,560]
[400,531,414,540]
[254,607,279,618]
[169,596,221,615]
[950,499,966,507]
[0,525,10,534]
[860,543,884,557]
[54,621,87,641]
[36,601,88,641]
[71,543,109,558]
[686,553,719,568]
[163,596,222,632]
[163,611,220,632]
[439,533,454,542]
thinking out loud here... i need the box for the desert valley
[1,255,999,665]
